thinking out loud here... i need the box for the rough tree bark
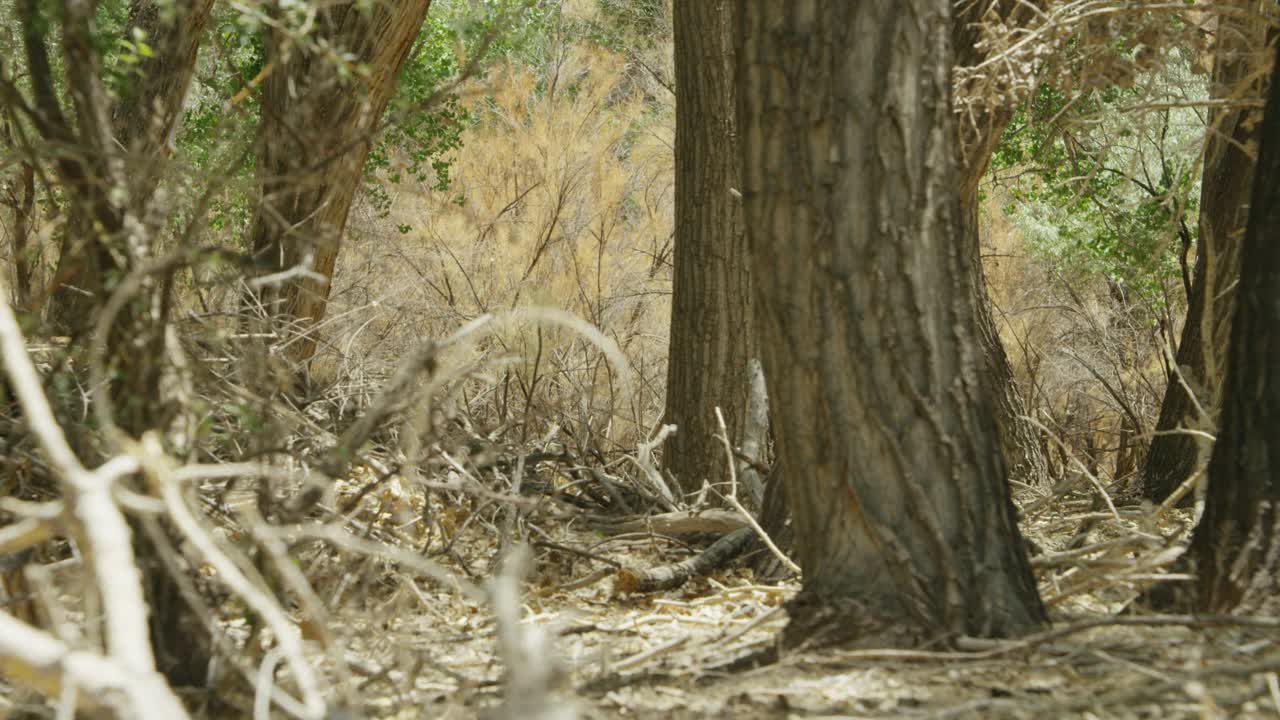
[249,0,433,363]
[734,0,1047,645]
[1141,1,1272,502]
[1187,36,1280,614]
[953,0,1050,489]
[664,0,754,498]
[46,0,214,335]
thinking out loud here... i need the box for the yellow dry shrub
[980,189,1172,485]
[336,41,674,450]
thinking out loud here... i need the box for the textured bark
[1142,1,1272,502]
[953,0,1050,488]
[1188,37,1280,614]
[111,0,216,206]
[249,0,432,362]
[734,0,1046,644]
[664,0,754,497]
[47,0,214,334]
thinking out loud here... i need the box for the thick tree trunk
[249,0,432,363]
[734,0,1046,645]
[1141,1,1271,502]
[1188,37,1280,614]
[953,0,1050,489]
[664,0,754,498]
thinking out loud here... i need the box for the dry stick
[0,319,187,716]
[254,647,290,720]
[1025,416,1122,522]
[0,611,187,719]
[0,517,56,555]
[266,523,486,603]
[611,635,689,673]
[1042,551,1188,607]
[714,407,800,576]
[631,423,679,510]
[136,514,315,720]
[488,545,576,720]
[0,298,172,673]
[233,497,357,712]
[134,436,327,720]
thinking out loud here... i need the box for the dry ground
[255,473,1280,720]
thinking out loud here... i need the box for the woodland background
[0,0,1278,718]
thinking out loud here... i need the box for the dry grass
[981,188,1177,492]
[328,40,674,455]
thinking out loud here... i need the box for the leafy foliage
[988,55,1198,299]
[365,1,558,222]
[991,47,1205,303]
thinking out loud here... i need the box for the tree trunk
[961,198,1050,488]
[664,0,754,498]
[18,0,217,690]
[1188,36,1280,614]
[46,0,214,335]
[734,0,1046,645]
[953,0,1050,489]
[112,0,216,208]
[1141,1,1271,502]
[249,0,433,363]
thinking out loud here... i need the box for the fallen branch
[587,509,747,537]
[615,526,754,593]
[714,408,799,576]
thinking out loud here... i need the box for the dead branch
[489,544,576,720]
[615,526,754,593]
[588,509,746,537]
[0,296,186,717]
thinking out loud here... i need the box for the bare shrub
[328,41,674,459]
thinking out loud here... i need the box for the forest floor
[3,465,1277,719]
[279,473,1280,720]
